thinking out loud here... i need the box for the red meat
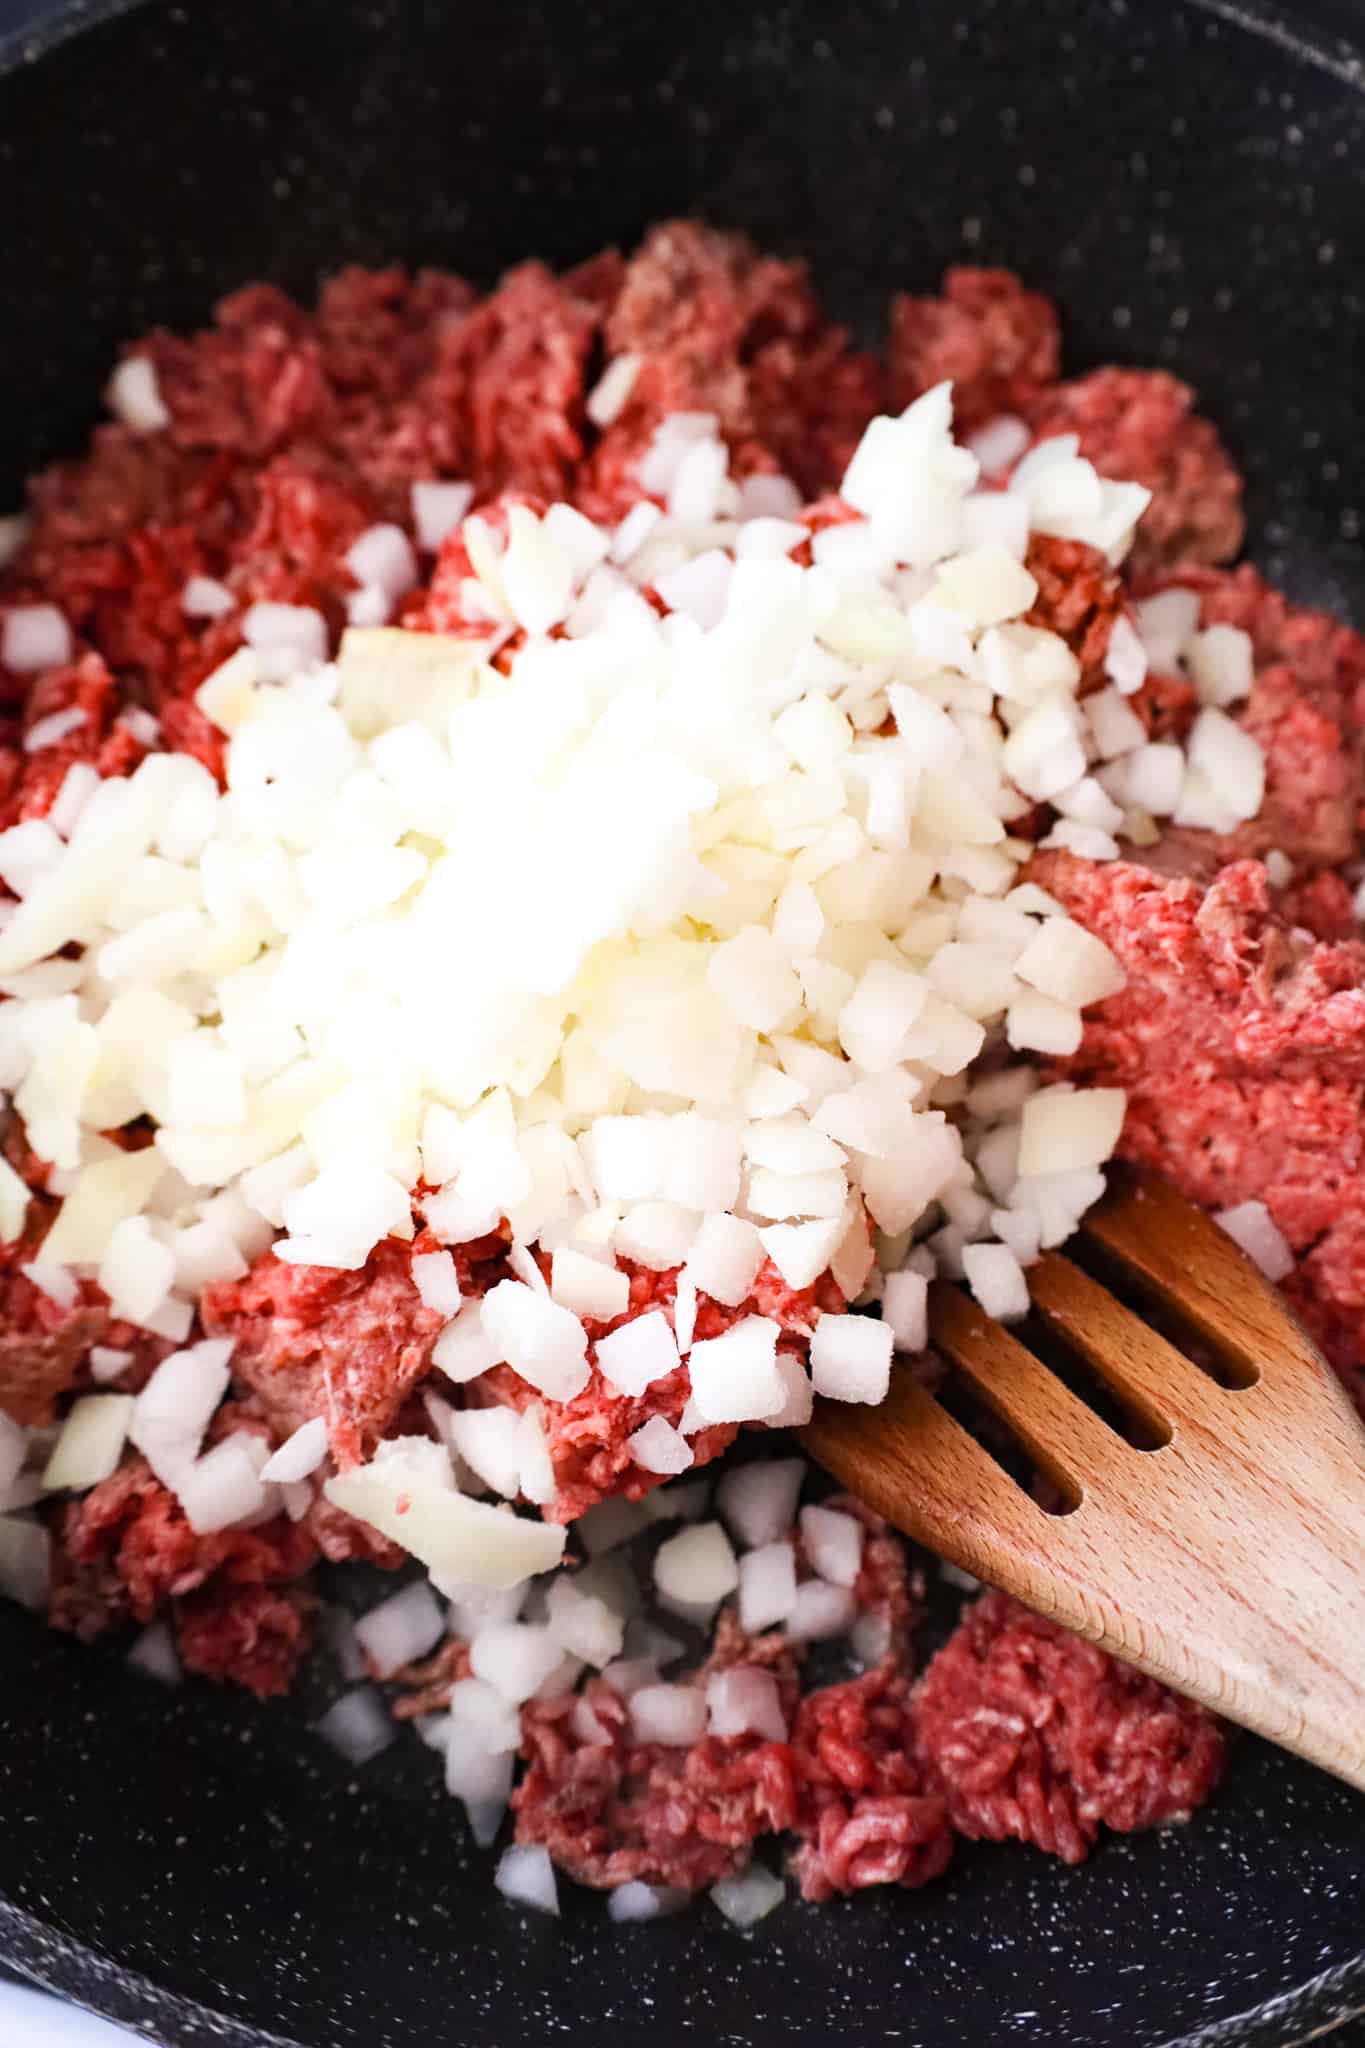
[914,1591,1227,1862]
[889,266,1061,432]
[439,262,605,503]
[199,1237,447,1468]
[578,220,879,516]
[0,1291,109,1427]
[0,230,1338,1891]
[512,1612,802,1891]
[1024,533,1129,685]
[49,1452,316,1653]
[508,1499,941,1899]
[388,1637,474,1719]
[1136,565,1365,873]
[1030,849,1365,1395]
[785,1502,950,1901]
[1275,869,1359,946]
[175,1580,314,1698]
[1022,368,1244,579]
[143,292,336,461]
[789,1663,952,1901]
[0,1192,166,1425]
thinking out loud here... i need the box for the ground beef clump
[1020,368,1245,580]
[580,220,881,513]
[0,236,1232,789]
[199,1238,450,1469]
[48,1451,317,1694]
[513,1613,803,1891]
[1024,533,1128,685]
[785,1507,951,1902]
[789,1662,952,1901]
[914,1591,1227,1863]
[888,267,1060,430]
[174,1581,315,1698]
[507,1500,917,1892]
[1031,847,1365,1402]
[1137,564,1365,874]
[505,1502,1212,1899]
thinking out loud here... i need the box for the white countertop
[0,1979,140,2045]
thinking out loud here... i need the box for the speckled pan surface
[0,1,1363,2044]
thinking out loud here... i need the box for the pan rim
[4,1889,1365,2048]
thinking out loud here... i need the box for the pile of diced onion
[0,375,1272,1607]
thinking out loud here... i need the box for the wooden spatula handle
[801,1341,1365,1795]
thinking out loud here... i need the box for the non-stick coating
[0,2,1363,2043]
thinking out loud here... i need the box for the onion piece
[1214,1200,1294,1283]
[608,1880,689,1922]
[0,1516,49,1609]
[355,1581,446,1678]
[737,1541,798,1632]
[717,1459,805,1549]
[798,1504,863,1587]
[41,1394,134,1493]
[495,1844,559,1916]
[710,1864,785,1928]
[315,1687,396,1765]
[653,1521,738,1612]
[259,1416,329,1483]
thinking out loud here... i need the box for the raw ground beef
[199,1229,841,1525]
[1134,564,1365,873]
[200,1235,472,1470]
[888,267,1060,431]
[1019,368,1245,581]
[510,1500,944,1898]
[504,1503,1208,1899]
[1031,848,1365,1402]
[173,1579,314,1698]
[513,1615,804,1892]
[0,221,1347,1899]
[913,1591,1227,1863]
[1024,532,1129,686]
[49,1449,317,1694]
[785,1505,951,1902]
[790,1661,952,1902]
[578,220,882,514]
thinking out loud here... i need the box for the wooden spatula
[800,1167,1365,1793]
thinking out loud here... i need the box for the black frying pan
[1,1,1364,2041]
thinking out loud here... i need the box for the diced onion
[495,1844,560,1915]
[628,1682,707,1746]
[41,1394,134,1493]
[653,1521,739,1611]
[798,1504,863,1587]
[355,1581,446,1677]
[608,1880,689,1922]
[705,1665,787,1741]
[717,1459,805,1549]
[0,391,1196,1527]
[1214,1199,1294,1283]
[545,1574,626,1669]
[710,1864,785,1927]
[315,1686,396,1765]
[809,1314,892,1405]
[737,1541,798,1631]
